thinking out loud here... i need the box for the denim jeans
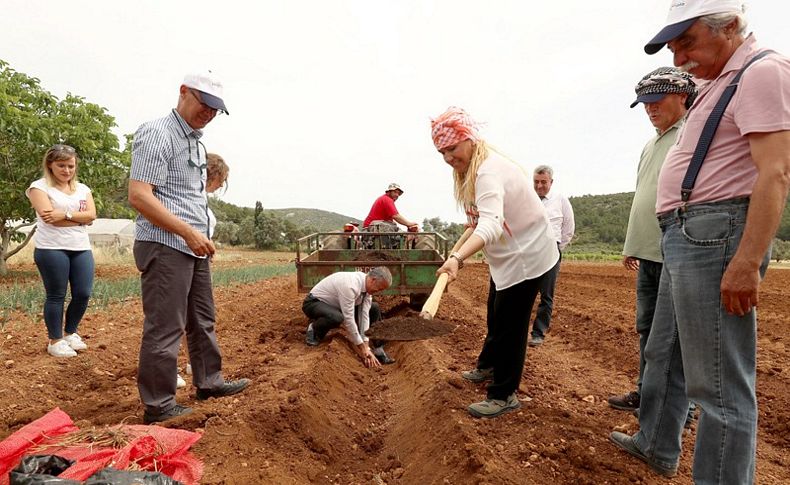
[633,198,767,484]
[532,248,561,338]
[635,259,662,393]
[34,248,94,339]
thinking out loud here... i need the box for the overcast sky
[3,1,788,224]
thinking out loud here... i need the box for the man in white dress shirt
[302,267,395,367]
[530,165,575,346]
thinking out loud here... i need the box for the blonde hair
[42,144,79,191]
[452,140,490,208]
[206,153,229,192]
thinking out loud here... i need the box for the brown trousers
[134,241,224,414]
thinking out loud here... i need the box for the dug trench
[0,261,788,484]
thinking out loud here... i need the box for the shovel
[419,227,474,320]
[364,228,473,342]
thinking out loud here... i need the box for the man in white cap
[609,2,790,483]
[128,71,249,424]
[361,183,420,249]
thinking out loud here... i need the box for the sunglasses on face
[188,89,224,116]
[50,144,76,153]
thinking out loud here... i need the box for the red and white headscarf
[430,106,481,151]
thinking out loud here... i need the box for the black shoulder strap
[680,49,775,202]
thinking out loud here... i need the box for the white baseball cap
[386,183,403,194]
[645,0,745,55]
[183,70,229,114]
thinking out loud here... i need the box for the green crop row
[0,264,296,323]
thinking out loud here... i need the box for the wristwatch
[449,252,464,269]
[65,210,73,221]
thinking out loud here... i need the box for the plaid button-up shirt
[130,110,210,257]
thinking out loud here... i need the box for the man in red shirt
[362,183,419,231]
[361,183,419,250]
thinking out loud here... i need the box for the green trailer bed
[295,232,449,299]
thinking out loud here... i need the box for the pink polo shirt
[656,35,790,214]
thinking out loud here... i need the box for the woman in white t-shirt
[26,144,97,358]
[430,107,559,419]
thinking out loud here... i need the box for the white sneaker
[48,340,78,358]
[176,374,187,388]
[63,333,87,351]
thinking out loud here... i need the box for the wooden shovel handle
[421,227,474,318]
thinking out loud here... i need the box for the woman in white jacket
[431,107,559,418]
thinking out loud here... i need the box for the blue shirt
[131,110,209,256]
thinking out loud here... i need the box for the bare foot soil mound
[1,261,788,484]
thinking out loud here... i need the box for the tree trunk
[0,224,36,275]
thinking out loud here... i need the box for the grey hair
[700,11,748,36]
[368,266,393,287]
[534,164,554,178]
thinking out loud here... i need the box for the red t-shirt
[363,194,398,227]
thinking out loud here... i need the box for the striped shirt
[130,110,209,256]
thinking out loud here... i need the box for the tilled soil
[365,313,456,341]
[1,261,788,484]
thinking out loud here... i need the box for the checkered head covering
[630,67,697,108]
[430,106,481,151]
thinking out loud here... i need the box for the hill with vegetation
[268,208,360,233]
[566,192,790,260]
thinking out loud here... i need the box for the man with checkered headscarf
[608,67,696,421]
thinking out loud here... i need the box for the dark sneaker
[305,323,320,346]
[608,390,641,411]
[468,393,521,418]
[528,335,544,347]
[143,404,193,424]
[609,431,677,477]
[461,367,494,383]
[196,378,251,400]
[372,347,396,365]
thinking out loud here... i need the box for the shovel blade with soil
[365,228,472,342]
[365,311,456,341]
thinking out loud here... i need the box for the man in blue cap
[609,2,790,483]
[129,70,249,424]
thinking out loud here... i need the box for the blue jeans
[635,259,662,392]
[532,248,561,338]
[633,198,767,484]
[33,248,94,339]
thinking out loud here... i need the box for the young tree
[0,60,129,274]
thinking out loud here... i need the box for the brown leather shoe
[608,390,640,411]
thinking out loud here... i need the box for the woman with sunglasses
[430,107,559,418]
[26,144,97,358]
